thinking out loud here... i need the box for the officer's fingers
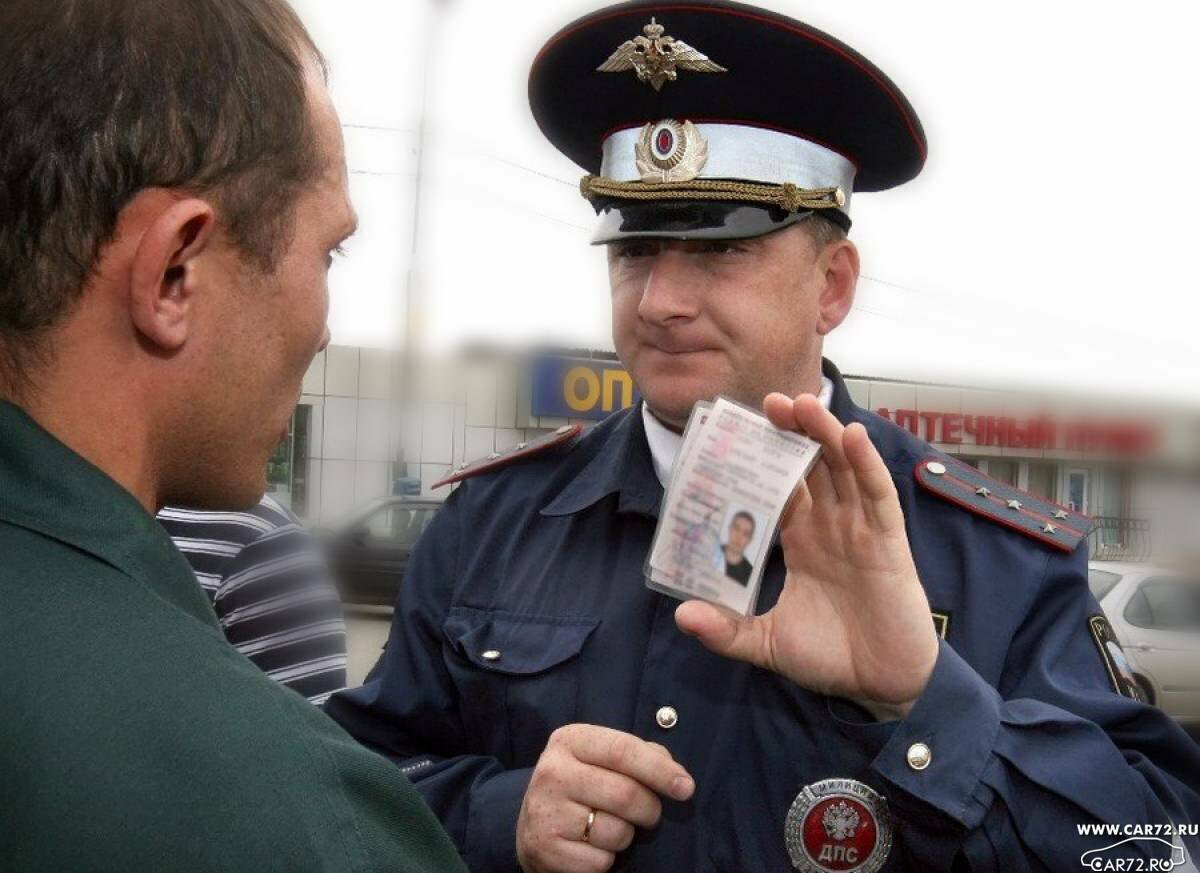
[844,423,904,531]
[763,392,798,430]
[804,456,840,507]
[790,395,852,474]
[537,837,616,873]
[568,766,664,829]
[675,600,771,673]
[518,795,613,873]
[790,396,861,504]
[570,730,694,805]
[562,803,636,853]
[781,476,814,525]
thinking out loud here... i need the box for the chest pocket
[442,606,599,767]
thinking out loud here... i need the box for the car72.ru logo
[1080,836,1189,871]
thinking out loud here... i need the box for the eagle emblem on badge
[821,801,862,842]
[784,779,893,873]
[634,119,709,182]
[597,18,727,91]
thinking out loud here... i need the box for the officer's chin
[640,382,722,431]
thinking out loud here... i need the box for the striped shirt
[157,496,347,705]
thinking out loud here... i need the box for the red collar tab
[433,424,584,490]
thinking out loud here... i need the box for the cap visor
[590,200,821,244]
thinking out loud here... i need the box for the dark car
[324,497,442,607]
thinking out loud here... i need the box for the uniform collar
[541,403,663,518]
[0,400,213,619]
[542,359,856,519]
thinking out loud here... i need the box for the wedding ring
[582,809,596,843]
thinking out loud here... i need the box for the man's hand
[675,392,940,718]
[516,724,695,873]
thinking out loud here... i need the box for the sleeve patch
[1088,614,1145,702]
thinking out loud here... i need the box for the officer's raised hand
[516,724,695,873]
[675,392,940,719]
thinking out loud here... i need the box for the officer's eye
[610,241,658,260]
[696,240,744,256]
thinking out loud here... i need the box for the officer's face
[607,224,857,427]
[171,65,354,509]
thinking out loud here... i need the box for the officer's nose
[637,248,702,328]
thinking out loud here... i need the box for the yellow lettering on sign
[602,368,635,411]
[564,366,601,412]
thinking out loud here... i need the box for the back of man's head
[0,0,322,373]
[0,0,350,511]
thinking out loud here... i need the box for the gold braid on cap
[579,175,847,213]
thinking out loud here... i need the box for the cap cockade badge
[635,119,709,183]
[784,779,893,873]
[597,18,727,91]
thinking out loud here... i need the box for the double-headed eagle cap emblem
[597,17,727,91]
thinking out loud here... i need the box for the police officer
[326,2,1200,871]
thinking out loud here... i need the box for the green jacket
[0,401,467,873]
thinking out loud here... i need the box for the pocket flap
[443,607,599,676]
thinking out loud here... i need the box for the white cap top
[600,121,857,213]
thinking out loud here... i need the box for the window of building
[1066,468,1090,515]
[984,459,1018,487]
[1026,462,1057,501]
[265,404,311,516]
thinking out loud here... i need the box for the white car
[1088,561,1200,723]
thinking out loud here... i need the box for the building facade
[270,346,1200,564]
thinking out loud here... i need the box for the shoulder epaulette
[432,424,583,489]
[914,456,1091,553]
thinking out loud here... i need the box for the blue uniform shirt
[327,361,1200,872]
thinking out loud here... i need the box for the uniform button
[655,706,678,730]
[481,650,501,662]
[926,461,947,476]
[906,742,932,770]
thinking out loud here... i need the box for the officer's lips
[637,335,722,357]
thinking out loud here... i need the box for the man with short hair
[722,510,755,585]
[327,2,1200,871]
[0,1,464,870]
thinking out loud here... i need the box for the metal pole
[399,0,451,475]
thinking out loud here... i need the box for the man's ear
[128,197,216,351]
[815,238,860,337]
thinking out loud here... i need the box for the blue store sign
[531,356,640,421]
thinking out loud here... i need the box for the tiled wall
[297,348,582,525]
[299,346,397,526]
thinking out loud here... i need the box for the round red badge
[784,779,893,873]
